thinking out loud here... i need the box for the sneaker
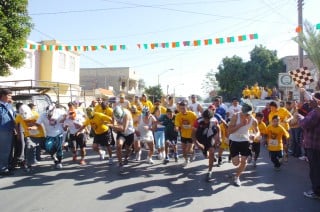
[72,155,77,162]
[135,150,141,161]
[206,172,212,182]
[299,156,307,161]
[158,153,163,160]
[191,153,196,161]
[108,158,113,165]
[148,158,154,164]
[175,156,178,162]
[303,190,320,199]
[217,157,222,167]
[183,159,189,166]
[24,166,32,173]
[100,150,106,160]
[234,176,241,187]
[55,163,63,169]
[79,159,86,165]
[164,156,170,164]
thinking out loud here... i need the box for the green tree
[0,0,33,76]
[293,20,320,89]
[144,85,163,103]
[215,55,246,100]
[213,46,285,101]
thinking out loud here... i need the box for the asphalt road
[0,140,319,212]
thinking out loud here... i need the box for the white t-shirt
[189,102,201,117]
[64,116,85,134]
[227,105,242,119]
[37,109,65,137]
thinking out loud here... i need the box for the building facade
[80,67,139,96]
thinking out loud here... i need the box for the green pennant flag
[154,43,159,47]
[58,45,63,50]
[24,43,28,48]
[31,44,37,49]
[143,44,148,49]
[316,23,320,29]
[120,45,126,50]
[219,38,224,43]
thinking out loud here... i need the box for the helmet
[114,106,124,119]
[86,107,94,119]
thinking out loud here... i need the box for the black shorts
[69,133,86,149]
[93,130,112,146]
[230,140,251,158]
[181,137,193,144]
[116,133,134,147]
[198,136,215,149]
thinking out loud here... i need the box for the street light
[158,68,174,87]
[173,83,184,97]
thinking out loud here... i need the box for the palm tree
[293,20,320,90]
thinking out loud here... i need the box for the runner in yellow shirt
[175,101,197,165]
[266,115,290,171]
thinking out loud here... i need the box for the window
[23,52,33,69]
[59,53,66,69]
[69,56,75,72]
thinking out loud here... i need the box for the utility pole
[297,0,304,67]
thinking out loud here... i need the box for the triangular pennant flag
[30,44,36,49]
[215,38,220,44]
[137,44,141,49]
[151,43,156,49]
[295,26,302,33]
[100,45,107,49]
[110,45,117,51]
[143,44,148,49]
[120,45,126,50]
[24,43,29,48]
[172,42,180,48]
[154,43,159,48]
[49,45,54,51]
[58,45,63,50]
[316,23,320,29]
[67,46,72,51]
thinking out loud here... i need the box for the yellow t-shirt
[175,111,197,138]
[131,111,142,128]
[83,112,112,135]
[101,107,113,117]
[94,104,103,113]
[151,105,167,115]
[268,107,292,130]
[219,122,229,149]
[252,121,267,143]
[242,88,251,98]
[266,125,289,151]
[141,100,153,110]
[15,113,45,138]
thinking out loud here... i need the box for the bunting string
[24,33,259,52]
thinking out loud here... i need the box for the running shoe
[79,159,86,165]
[164,156,170,164]
[206,172,212,182]
[253,160,257,167]
[55,163,63,169]
[303,190,320,199]
[100,150,106,160]
[234,176,241,187]
[147,157,154,164]
[73,155,77,162]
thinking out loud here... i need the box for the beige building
[0,40,82,105]
[80,67,139,96]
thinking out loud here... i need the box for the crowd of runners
[1,87,320,199]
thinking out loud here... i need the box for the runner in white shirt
[188,94,203,118]
[227,97,242,121]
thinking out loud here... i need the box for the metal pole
[298,0,304,68]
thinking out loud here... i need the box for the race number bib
[269,139,278,146]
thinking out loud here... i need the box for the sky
[27,0,319,97]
